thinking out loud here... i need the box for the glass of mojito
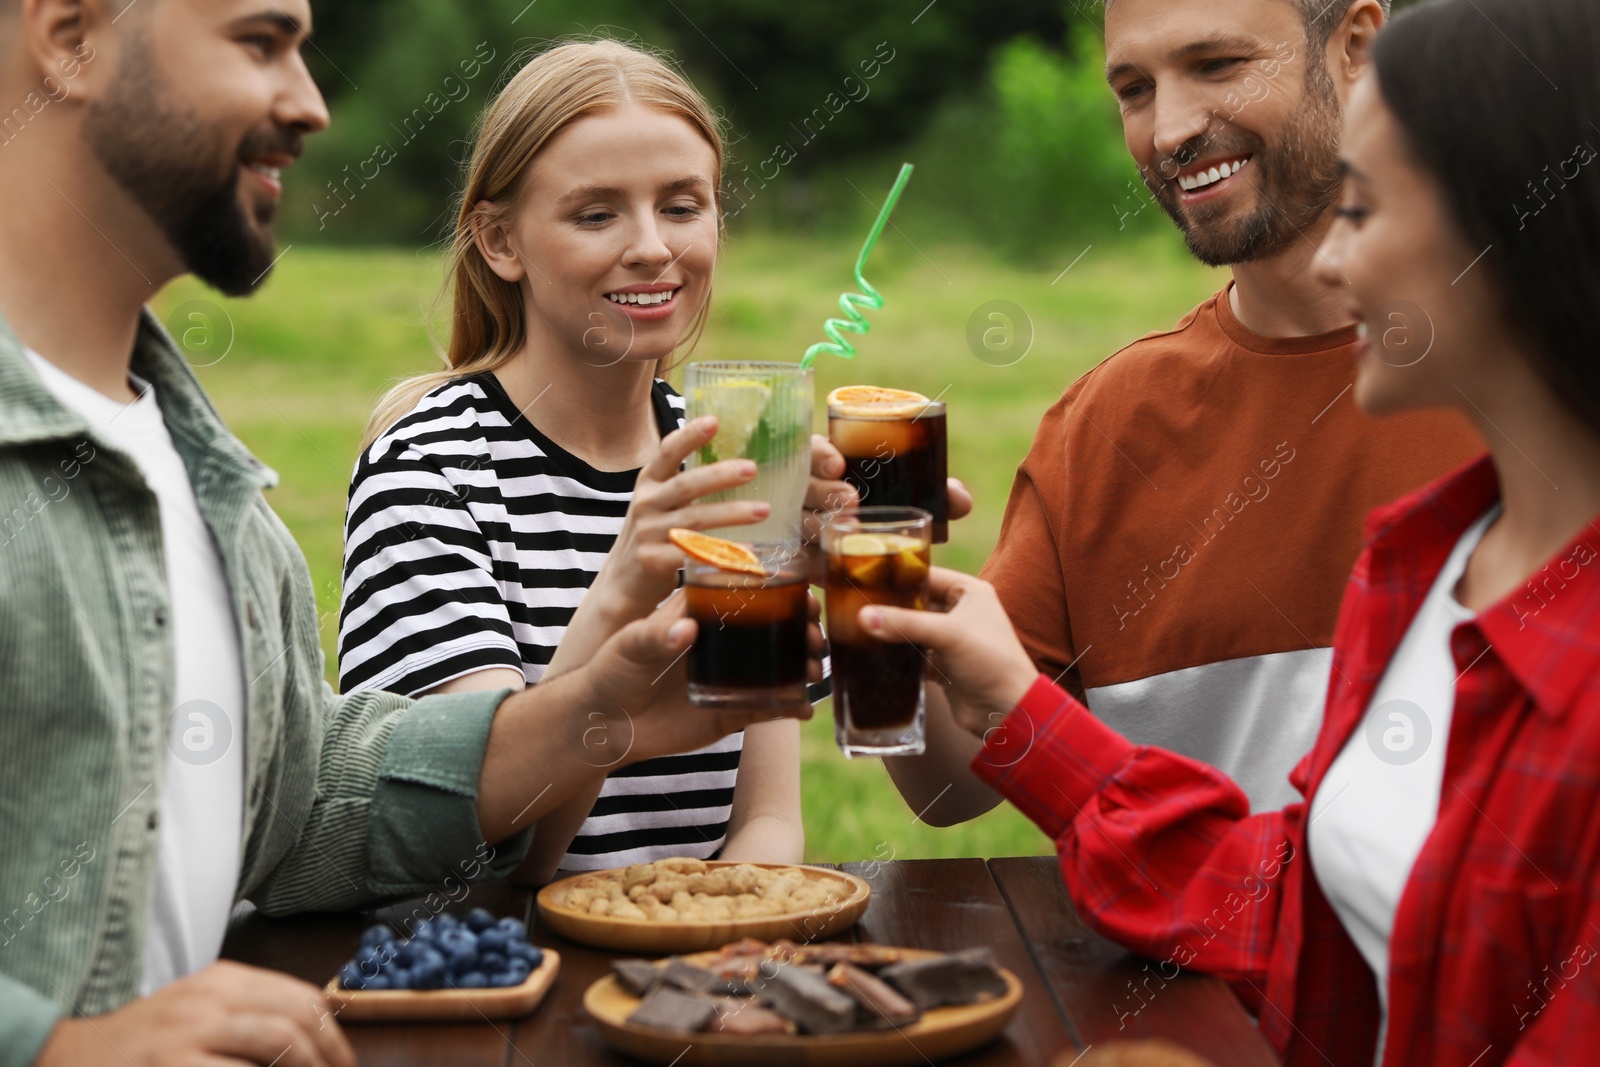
[684,361,814,548]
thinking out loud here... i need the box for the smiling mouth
[1177,156,1252,193]
[605,288,680,307]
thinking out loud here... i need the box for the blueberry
[355,944,388,969]
[476,928,509,956]
[506,957,533,983]
[452,970,488,989]
[392,940,421,968]
[478,951,507,974]
[410,957,447,990]
[339,962,368,990]
[465,907,496,933]
[387,967,411,990]
[507,941,542,965]
[496,917,528,942]
[487,968,522,988]
[411,919,437,943]
[441,939,478,974]
[359,924,395,949]
[363,973,392,991]
[435,913,461,931]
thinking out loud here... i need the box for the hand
[595,416,769,616]
[804,433,973,544]
[36,961,354,1067]
[577,588,823,766]
[857,567,1037,739]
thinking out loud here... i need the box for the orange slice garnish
[826,385,931,418]
[668,529,766,576]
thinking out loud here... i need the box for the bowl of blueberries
[324,907,560,1021]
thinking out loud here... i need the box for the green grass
[153,232,1224,864]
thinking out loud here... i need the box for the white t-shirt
[25,349,246,994]
[1307,505,1498,1063]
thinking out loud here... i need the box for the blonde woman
[339,40,807,883]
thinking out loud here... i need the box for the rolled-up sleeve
[365,689,533,894]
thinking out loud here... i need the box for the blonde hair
[362,38,724,450]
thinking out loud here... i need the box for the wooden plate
[583,948,1024,1066]
[538,862,871,953]
[321,949,560,1022]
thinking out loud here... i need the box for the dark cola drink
[829,389,948,544]
[685,554,809,710]
[822,508,932,757]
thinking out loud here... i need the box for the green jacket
[0,311,529,1065]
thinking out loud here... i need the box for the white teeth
[1357,322,1369,340]
[1177,157,1250,192]
[247,162,281,180]
[606,289,678,306]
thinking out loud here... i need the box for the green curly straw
[800,162,915,369]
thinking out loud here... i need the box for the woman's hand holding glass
[593,415,770,618]
[855,566,1040,739]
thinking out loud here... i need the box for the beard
[1141,56,1344,268]
[81,42,298,295]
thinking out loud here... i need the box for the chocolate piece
[661,958,751,996]
[827,962,921,1027]
[758,963,859,1035]
[611,959,662,998]
[660,959,724,994]
[792,943,907,970]
[713,999,795,1036]
[626,986,718,1034]
[880,948,1008,1010]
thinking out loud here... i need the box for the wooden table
[223,857,1278,1066]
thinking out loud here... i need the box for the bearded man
[809,0,1486,819]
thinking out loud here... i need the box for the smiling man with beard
[866,0,1487,823]
[0,3,811,1065]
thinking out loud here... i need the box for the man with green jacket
[0,2,799,1064]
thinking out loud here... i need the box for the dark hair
[1374,0,1600,432]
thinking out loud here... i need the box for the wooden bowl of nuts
[537,858,871,953]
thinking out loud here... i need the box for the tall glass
[829,395,949,544]
[685,362,814,549]
[822,507,932,758]
[685,548,810,711]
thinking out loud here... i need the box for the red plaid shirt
[974,455,1600,1066]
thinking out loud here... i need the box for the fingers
[810,434,845,479]
[665,500,771,533]
[806,433,856,520]
[858,602,948,649]
[926,565,978,602]
[647,458,758,510]
[804,473,857,511]
[200,964,354,1067]
[947,478,974,522]
[642,416,719,483]
[212,1014,334,1067]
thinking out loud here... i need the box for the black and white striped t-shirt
[338,372,741,871]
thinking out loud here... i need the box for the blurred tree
[283,0,1069,244]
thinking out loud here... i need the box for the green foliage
[879,30,1158,261]
[286,0,1073,249]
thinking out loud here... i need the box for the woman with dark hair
[860,0,1600,1063]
